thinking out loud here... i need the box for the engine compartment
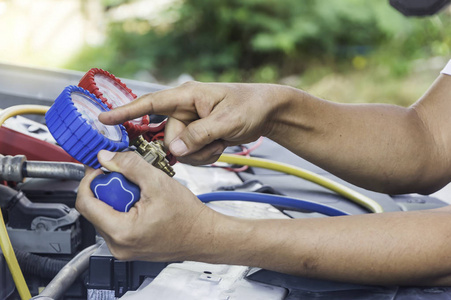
[1,62,451,300]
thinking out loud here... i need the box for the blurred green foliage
[67,0,451,104]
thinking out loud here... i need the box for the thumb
[97,150,161,185]
[168,115,231,156]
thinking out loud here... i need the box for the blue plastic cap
[45,85,129,168]
[90,172,141,212]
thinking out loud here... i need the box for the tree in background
[68,0,451,104]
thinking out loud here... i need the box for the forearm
[267,79,449,194]
[204,208,451,286]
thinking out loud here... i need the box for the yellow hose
[0,105,50,126]
[0,213,31,299]
[0,105,50,300]
[218,154,384,213]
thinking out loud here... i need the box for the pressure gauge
[79,68,150,140]
[45,85,129,168]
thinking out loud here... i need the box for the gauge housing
[45,85,129,168]
[79,68,150,140]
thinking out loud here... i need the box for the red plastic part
[0,127,79,163]
[79,68,176,165]
[147,119,167,133]
[78,68,151,140]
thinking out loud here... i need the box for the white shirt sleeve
[440,59,451,76]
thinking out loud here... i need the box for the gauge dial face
[71,92,123,142]
[94,74,143,125]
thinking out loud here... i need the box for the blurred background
[1,0,450,107]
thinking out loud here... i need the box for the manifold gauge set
[45,68,175,212]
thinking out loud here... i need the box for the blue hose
[197,191,349,216]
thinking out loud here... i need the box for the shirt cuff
[440,59,451,75]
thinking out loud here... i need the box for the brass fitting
[133,136,175,177]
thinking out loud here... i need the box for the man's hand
[98,74,451,195]
[99,82,291,165]
[75,150,221,261]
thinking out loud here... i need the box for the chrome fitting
[133,136,175,177]
[0,154,26,182]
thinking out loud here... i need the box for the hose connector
[0,154,86,182]
[0,154,26,182]
[133,136,175,177]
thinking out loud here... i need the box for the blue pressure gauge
[45,85,129,168]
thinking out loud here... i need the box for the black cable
[15,251,67,279]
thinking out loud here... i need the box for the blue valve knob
[90,172,140,212]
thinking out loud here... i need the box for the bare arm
[211,207,451,286]
[78,69,451,286]
[267,75,451,194]
[76,151,451,286]
[100,75,451,194]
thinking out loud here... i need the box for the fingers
[76,151,165,234]
[176,140,226,165]
[96,150,164,187]
[98,87,183,125]
[75,166,124,231]
[164,117,187,151]
[76,167,102,204]
[99,81,238,158]
[164,117,225,164]
[167,112,235,156]
[75,151,224,262]
[99,81,219,126]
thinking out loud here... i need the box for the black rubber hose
[0,185,22,208]
[15,251,67,279]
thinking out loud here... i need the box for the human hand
[75,150,221,261]
[99,82,288,165]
